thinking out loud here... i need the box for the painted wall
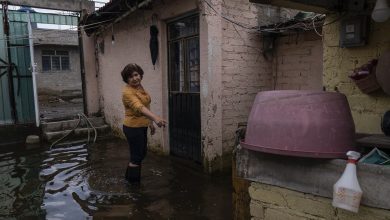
[35,45,81,93]
[323,15,390,134]
[82,31,100,115]
[220,0,272,166]
[274,31,323,90]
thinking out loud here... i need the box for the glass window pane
[51,56,60,70]
[187,38,200,92]
[42,56,51,71]
[169,41,185,92]
[61,56,70,70]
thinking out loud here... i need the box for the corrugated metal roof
[82,0,151,36]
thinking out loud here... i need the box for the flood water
[0,139,232,219]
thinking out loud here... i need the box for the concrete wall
[82,31,100,116]
[220,0,273,168]
[249,182,390,220]
[235,148,390,219]
[33,29,78,46]
[274,31,323,90]
[323,15,390,134]
[35,45,81,93]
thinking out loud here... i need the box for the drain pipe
[27,11,40,127]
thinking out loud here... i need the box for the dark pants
[123,125,148,165]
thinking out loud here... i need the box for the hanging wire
[312,14,324,37]
[201,0,345,34]
[0,1,345,44]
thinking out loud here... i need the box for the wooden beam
[8,0,95,12]
[249,0,336,13]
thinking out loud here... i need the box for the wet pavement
[0,138,232,219]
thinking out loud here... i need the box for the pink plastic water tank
[241,90,356,158]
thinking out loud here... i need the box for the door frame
[166,12,202,163]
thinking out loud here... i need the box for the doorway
[167,14,201,163]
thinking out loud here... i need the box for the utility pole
[27,11,39,127]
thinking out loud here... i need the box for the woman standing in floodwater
[121,63,167,183]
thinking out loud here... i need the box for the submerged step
[44,125,111,142]
[42,117,106,132]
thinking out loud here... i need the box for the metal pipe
[27,11,40,127]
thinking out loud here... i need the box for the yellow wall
[322,15,390,134]
[249,182,390,220]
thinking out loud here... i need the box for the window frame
[42,50,70,72]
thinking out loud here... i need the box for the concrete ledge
[235,148,390,210]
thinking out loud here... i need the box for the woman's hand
[139,107,167,128]
[153,116,167,128]
[149,124,156,135]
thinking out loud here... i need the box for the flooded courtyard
[0,139,232,219]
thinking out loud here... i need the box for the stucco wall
[95,0,198,154]
[35,45,81,93]
[323,15,390,134]
[82,32,100,115]
[275,31,323,90]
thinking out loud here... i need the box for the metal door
[0,10,35,125]
[168,14,201,163]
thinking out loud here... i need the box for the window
[42,50,70,71]
[168,15,200,93]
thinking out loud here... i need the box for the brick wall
[323,15,390,134]
[249,182,390,220]
[221,0,273,154]
[275,31,323,90]
[220,1,322,156]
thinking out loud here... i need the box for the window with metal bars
[42,50,70,71]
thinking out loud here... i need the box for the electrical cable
[312,14,324,37]
[50,114,82,149]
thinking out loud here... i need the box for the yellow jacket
[122,85,151,127]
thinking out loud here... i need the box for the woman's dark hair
[121,63,144,83]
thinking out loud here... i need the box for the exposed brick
[249,183,288,207]
[264,207,321,220]
[323,14,390,134]
[250,200,265,219]
[249,182,390,220]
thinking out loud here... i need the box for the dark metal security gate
[0,5,35,125]
[168,14,201,163]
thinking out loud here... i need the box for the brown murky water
[0,139,232,219]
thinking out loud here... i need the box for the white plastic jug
[332,151,363,213]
